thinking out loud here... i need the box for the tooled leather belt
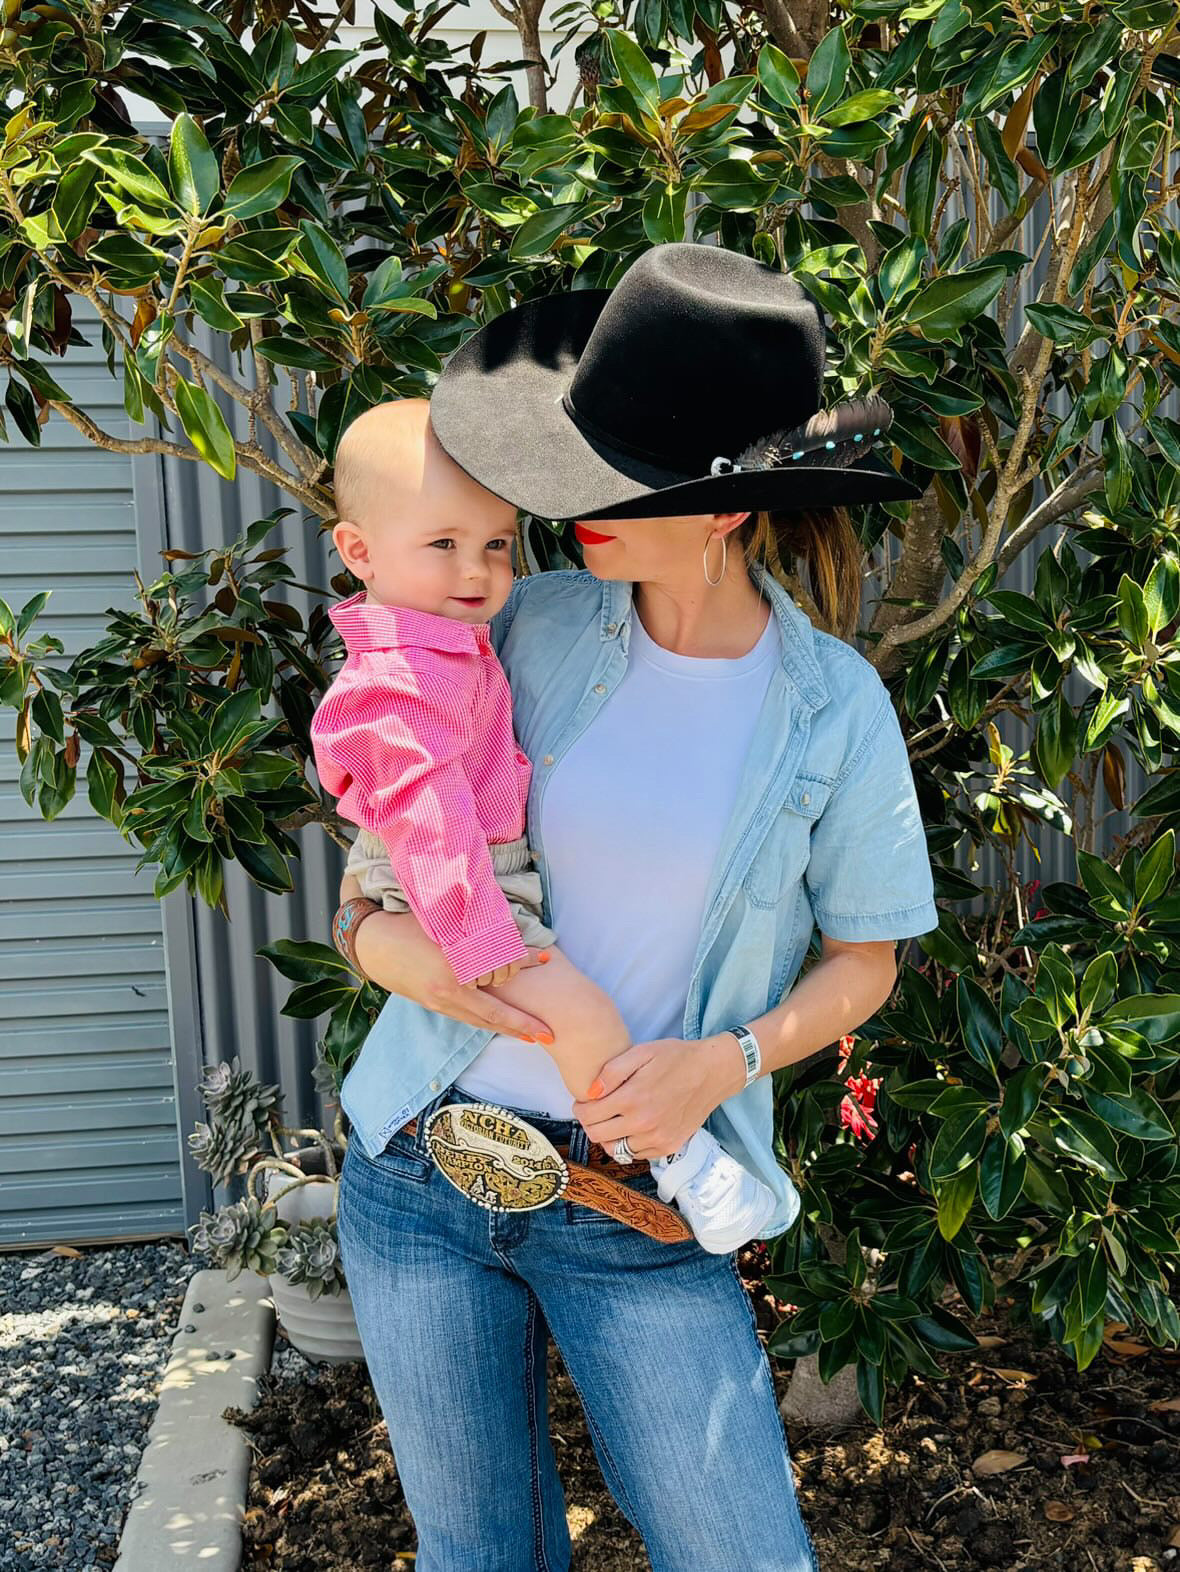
[401,1104,694,1245]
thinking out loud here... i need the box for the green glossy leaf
[1100,995,1180,1042]
[821,89,899,127]
[80,147,174,210]
[608,31,659,118]
[1033,689,1077,793]
[1000,1065,1044,1138]
[509,203,587,258]
[806,28,851,118]
[979,1130,1026,1219]
[1079,952,1118,1019]
[910,1306,978,1352]
[856,1358,885,1424]
[1079,1085,1174,1142]
[1143,553,1180,635]
[173,377,236,480]
[1045,1108,1125,1180]
[169,113,219,217]
[297,219,350,302]
[936,1163,977,1239]
[51,160,100,243]
[757,44,800,108]
[931,1107,988,1180]
[906,267,1006,340]
[222,156,302,222]
[956,974,1004,1072]
[1134,830,1174,909]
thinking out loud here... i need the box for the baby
[309,398,776,1254]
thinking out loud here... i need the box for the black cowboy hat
[430,242,926,522]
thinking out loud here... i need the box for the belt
[403,1102,694,1246]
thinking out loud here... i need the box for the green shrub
[2,0,1178,1419]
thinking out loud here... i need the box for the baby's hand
[471,959,525,988]
[469,948,550,989]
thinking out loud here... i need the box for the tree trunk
[518,0,548,112]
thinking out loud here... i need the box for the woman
[329,244,938,1571]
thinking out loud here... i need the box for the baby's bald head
[329,397,518,620]
[333,398,438,531]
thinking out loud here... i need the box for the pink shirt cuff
[444,924,530,987]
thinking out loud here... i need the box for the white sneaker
[650,1129,778,1255]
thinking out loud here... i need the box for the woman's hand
[570,1034,746,1160]
[343,888,553,1042]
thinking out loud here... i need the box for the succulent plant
[187,1118,263,1188]
[275,1217,347,1300]
[189,1196,284,1281]
[187,1057,285,1187]
[187,1057,349,1293]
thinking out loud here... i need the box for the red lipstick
[575,524,617,545]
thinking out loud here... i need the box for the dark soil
[228,1251,1180,1571]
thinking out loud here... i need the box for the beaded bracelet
[332,896,381,977]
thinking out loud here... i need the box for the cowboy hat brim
[430,290,925,522]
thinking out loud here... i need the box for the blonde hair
[740,506,862,641]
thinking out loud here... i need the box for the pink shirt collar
[328,590,492,655]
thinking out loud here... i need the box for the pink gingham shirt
[310,591,532,986]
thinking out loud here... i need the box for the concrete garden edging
[113,1267,275,1572]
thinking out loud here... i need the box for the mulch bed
[228,1248,1180,1571]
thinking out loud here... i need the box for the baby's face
[361,490,517,623]
[333,407,518,624]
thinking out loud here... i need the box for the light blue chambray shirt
[338,559,939,1239]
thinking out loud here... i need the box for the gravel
[0,1239,201,1572]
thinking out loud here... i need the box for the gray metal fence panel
[0,300,184,1248]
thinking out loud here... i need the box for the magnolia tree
[2,0,1179,1424]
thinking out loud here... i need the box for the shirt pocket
[741,773,834,911]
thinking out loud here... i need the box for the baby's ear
[332,518,370,576]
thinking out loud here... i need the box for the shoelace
[684,1159,739,1210]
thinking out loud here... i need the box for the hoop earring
[703,532,727,587]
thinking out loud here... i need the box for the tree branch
[994,459,1103,576]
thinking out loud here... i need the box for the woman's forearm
[699,937,899,1102]
[335,887,555,1041]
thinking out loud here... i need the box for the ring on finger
[613,1135,636,1164]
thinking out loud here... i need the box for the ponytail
[741,506,862,642]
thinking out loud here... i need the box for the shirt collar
[599,562,828,709]
[329,590,492,655]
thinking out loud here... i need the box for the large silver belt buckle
[423,1102,570,1213]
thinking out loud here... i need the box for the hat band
[560,387,697,479]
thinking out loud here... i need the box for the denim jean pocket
[351,1126,434,1184]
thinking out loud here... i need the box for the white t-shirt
[455,601,781,1115]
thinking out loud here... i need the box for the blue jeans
[336,1083,821,1571]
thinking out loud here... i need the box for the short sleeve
[805,690,938,942]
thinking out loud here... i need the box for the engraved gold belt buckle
[423,1102,570,1213]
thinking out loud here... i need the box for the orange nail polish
[537,1032,555,1046]
[519,1034,537,1044]
[538,950,552,962]
[587,1078,605,1098]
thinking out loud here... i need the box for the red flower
[837,1035,880,1142]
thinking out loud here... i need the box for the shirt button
[801,792,811,806]
[594,683,606,694]
[543,754,554,765]
[606,623,617,634]
[429,1079,441,1091]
